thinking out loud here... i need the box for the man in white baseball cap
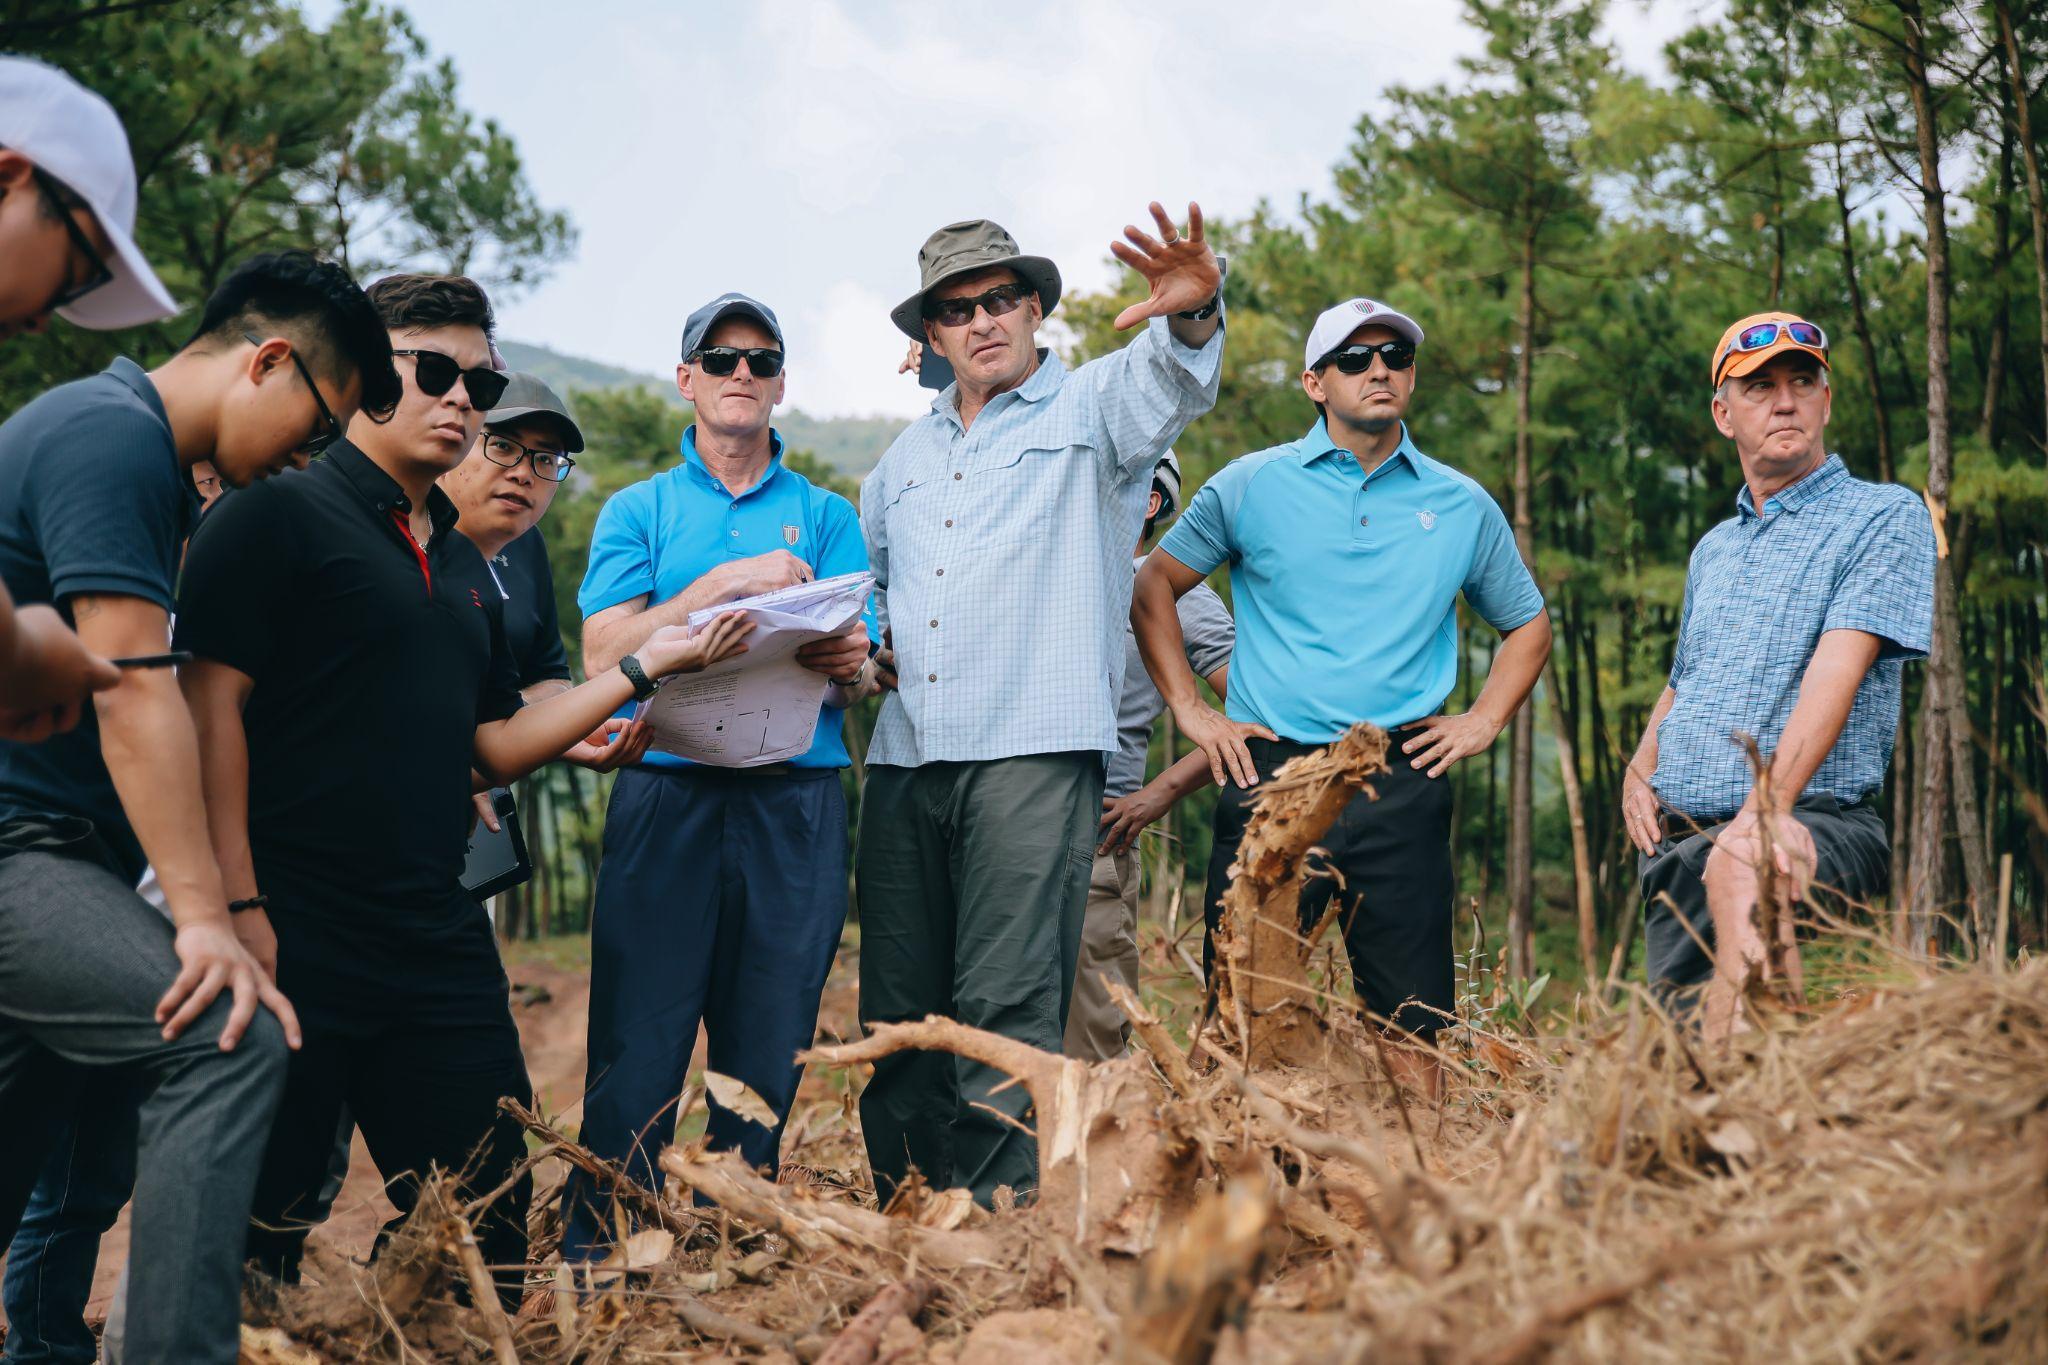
[0,58,179,754]
[1134,295,1552,1099]
[0,56,176,340]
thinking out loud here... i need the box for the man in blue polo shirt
[1622,312,1933,1040]
[1135,297,1551,1097]
[567,293,873,1260]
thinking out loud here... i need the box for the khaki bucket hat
[890,219,1062,341]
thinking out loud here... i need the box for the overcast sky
[336,1,1710,417]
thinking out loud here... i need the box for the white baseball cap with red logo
[1303,297,1424,372]
[0,56,177,328]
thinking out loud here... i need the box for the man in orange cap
[1620,311,1935,1039]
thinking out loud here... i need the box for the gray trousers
[1064,848,1140,1062]
[855,752,1102,1207]
[0,851,286,1365]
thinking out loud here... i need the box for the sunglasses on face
[691,346,784,378]
[1318,340,1416,374]
[32,168,113,312]
[244,332,343,457]
[480,432,576,483]
[922,282,1033,329]
[391,348,510,409]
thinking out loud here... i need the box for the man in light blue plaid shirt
[857,207,1223,1206]
[1624,310,1934,1039]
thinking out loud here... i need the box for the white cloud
[786,279,931,420]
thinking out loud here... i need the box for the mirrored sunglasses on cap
[1718,320,1827,376]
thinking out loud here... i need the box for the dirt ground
[0,935,766,1336]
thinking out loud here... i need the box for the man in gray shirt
[1065,451,1234,1061]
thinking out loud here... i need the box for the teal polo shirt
[1158,420,1543,742]
[578,426,873,768]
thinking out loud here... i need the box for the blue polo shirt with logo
[578,426,871,769]
[1158,420,1543,742]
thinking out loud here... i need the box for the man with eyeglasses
[173,273,752,1304]
[562,292,874,1263]
[0,250,398,1365]
[1624,312,1933,1041]
[855,205,1222,1207]
[1134,297,1550,1102]
[0,58,182,748]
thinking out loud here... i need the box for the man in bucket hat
[1622,311,1933,1040]
[857,205,1224,1206]
[1135,297,1550,1101]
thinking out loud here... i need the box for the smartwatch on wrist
[618,653,658,701]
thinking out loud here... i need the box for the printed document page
[634,571,873,767]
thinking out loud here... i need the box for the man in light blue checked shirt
[857,206,1224,1206]
[1625,310,1934,1041]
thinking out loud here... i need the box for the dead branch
[502,1098,698,1241]
[815,1278,935,1365]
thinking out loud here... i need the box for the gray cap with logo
[485,372,583,452]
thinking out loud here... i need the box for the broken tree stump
[1212,722,1389,1071]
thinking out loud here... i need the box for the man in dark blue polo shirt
[0,250,398,1365]
[565,293,874,1261]
[1624,312,1933,1040]
[176,275,749,1304]
[1134,298,1552,1099]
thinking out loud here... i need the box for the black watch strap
[1175,252,1227,321]
[619,654,657,701]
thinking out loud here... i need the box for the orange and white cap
[1711,310,1828,388]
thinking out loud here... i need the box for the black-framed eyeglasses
[391,348,511,409]
[479,431,576,483]
[922,282,1033,329]
[690,346,784,378]
[244,332,343,457]
[32,167,114,312]
[1317,340,1416,374]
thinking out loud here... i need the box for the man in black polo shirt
[0,250,399,1365]
[175,275,747,1303]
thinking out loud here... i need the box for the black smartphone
[918,349,955,392]
[109,650,192,669]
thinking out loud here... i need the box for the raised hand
[1109,201,1220,331]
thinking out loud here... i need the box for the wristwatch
[618,653,658,701]
[1176,253,1227,321]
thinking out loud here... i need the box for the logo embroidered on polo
[1417,509,1438,531]
[469,588,483,607]
[782,524,800,546]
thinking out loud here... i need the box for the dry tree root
[1125,1177,1277,1365]
[814,1277,935,1364]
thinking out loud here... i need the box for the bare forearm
[1754,631,1881,813]
[585,576,738,675]
[474,671,640,784]
[185,686,258,902]
[1470,613,1552,729]
[98,674,227,923]
[1156,747,1215,804]
[1632,687,1676,776]
[1166,310,1222,351]
[1133,564,1199,714]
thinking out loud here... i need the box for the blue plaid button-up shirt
[1651,453,1935,821]
[861,316,1223,767]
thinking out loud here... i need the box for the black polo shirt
[445,526,571,690]
[174,440,522,1027]
[0,358,195,880]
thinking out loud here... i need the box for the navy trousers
[562,765,847,1261]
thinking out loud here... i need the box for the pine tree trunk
[1833,168,1894,482]
[1546,677,1597,984]
[1995,0,2048,460]
[1507,224,1539,982]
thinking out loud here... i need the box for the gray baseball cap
[485,372,583,452]
[681,292,784,361]
[890,219,1061,341]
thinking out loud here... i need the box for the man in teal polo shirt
[1134,297,1552,1097]
[565,293,875,1260]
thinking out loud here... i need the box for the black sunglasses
[32,168,114,312]
[480,431,576,483]
[922,282,1033,329]
[391,348,510,409]
[1318,340,1416,374]
[244,332,343,457]
[691,346,784,378]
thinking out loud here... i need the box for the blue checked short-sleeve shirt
[1651,454,1935,821]
[861,316,1223,767]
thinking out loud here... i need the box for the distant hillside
[497,339,906,477]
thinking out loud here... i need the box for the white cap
[1303,297,1424,372]
[0,57,176,329]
